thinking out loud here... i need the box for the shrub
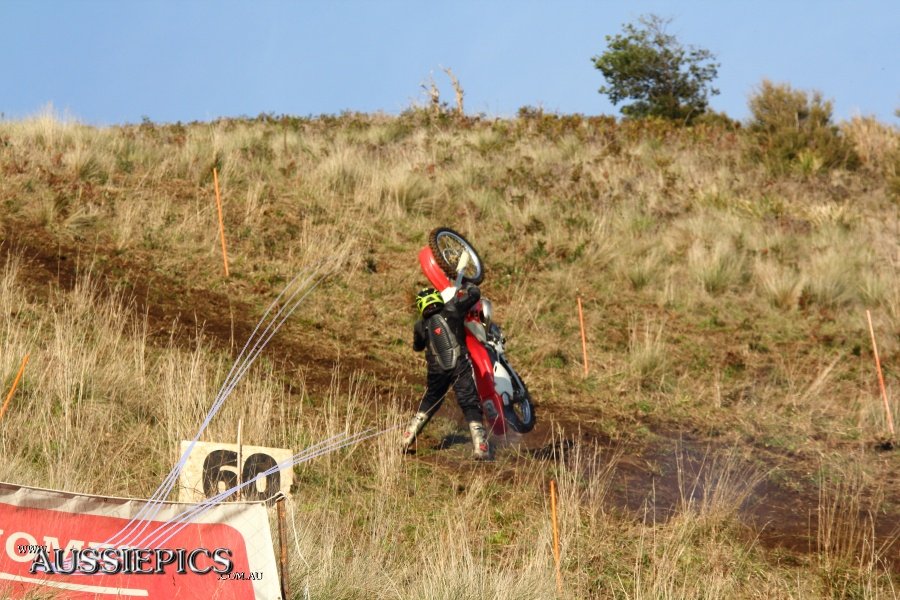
[747,80,858,174]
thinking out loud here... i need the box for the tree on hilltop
[592,14,720,123]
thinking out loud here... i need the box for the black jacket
[413,286,481,369]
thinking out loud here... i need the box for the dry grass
[1,110,899,598]
[628,316,668,390]
[816,459,899,599]
[842,116,900,174]
[754,258,806,310]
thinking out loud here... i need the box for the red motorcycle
[418,227,536,436]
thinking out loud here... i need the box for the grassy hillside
[0,108,898,598]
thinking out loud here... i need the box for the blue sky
[2,1,898,126]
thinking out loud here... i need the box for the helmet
[416,288,444,316]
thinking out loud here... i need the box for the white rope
[106,259,338,546]
[136,425,399,549]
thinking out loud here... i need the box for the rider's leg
[451,356,492,460]
[468,421,491,461]
[401,369,451,453]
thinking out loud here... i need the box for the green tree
[592,15,720,122]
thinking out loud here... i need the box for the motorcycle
[417,227,536,435]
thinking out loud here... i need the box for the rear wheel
[503,377,536,434]
[428,227,485,284]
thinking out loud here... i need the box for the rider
[401,285,491,460]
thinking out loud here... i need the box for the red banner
[0,481,281,599]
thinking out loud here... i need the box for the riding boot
[400,412,430,454]
[468,421,492,461]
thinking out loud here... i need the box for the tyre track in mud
[4,221,899,573]
[414,415,900,572]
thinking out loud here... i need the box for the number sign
[178,441,293,504]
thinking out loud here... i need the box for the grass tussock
[628,317,668,390]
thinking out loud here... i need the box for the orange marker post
[550,479,562,596]
[866,310,895,438]
[0,353,30,422]
[213,167,230,277]
[577,296,589,377]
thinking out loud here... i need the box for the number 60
[201,450,281,501]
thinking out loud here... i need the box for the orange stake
[0,353,30,422]
[213,167,230,277]
[866,310,895,438]
[577,296,589,377]
[550,479,562,595]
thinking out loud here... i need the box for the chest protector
[425,313,460,371]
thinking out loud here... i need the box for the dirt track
[3,220,898,571]
[2,220,383,395]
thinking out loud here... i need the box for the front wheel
[503,375,536,434]
[428,227,485,285]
